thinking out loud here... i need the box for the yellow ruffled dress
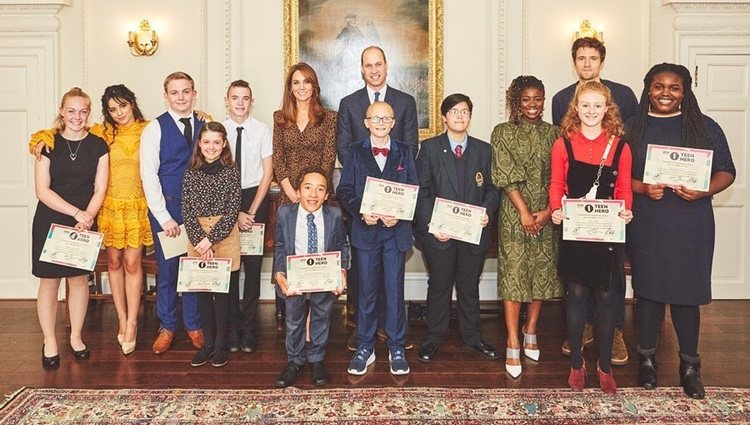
[30,121,154,249]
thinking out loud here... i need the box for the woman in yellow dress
[30,85,153,355]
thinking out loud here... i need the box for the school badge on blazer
[475,171,484,187]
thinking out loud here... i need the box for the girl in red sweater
[549,81,633,394]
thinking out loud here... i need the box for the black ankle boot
[679,359,705,399]
[637,353,658,389]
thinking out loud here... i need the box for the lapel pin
[475,172,484,187]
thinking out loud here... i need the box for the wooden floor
[2,298,749,396]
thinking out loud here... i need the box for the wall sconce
[574,19,604,43]
[127,20,159,56]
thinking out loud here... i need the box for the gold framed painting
[284,0,444,140]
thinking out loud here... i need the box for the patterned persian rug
[1,386,748,424]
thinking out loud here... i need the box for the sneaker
[388,347,410,375]
[561,322,595,356]
[190,345,215,367]
[226,330,240,353]
[211,349,229,368]
[347,347,375,376]
[611,328,629,366]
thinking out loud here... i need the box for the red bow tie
[373,147,390,157]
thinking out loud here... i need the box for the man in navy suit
[336,46,419,351]
[414,94,501,363]
[336,45,419,161]
[273,168,350,388]
[337,101,418,376]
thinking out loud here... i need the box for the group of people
[29,40,735,399]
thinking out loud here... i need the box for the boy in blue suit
[337,101,418,376]
[274,168,350,387]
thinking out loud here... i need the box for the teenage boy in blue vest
[273,168,349,387]
[140,71,205,355]
[337,101,418,376]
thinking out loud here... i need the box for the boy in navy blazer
[414,94,501,364]
[273,168,349,388]
[337,101,418,376]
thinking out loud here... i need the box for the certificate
[562,199,626,243]
[360,176,418,221]
[286,251,342,293]
[643,144,713,192]
[428,197,485,245]
[177,257,232,293]
[39,224,104,271]
[240,223,265,256]
[157,224,188,259]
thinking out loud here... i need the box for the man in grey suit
[336,45,419,350]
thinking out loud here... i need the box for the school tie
[374,91,380,102]
[178,117,192,146]
[454,144,463,159]
[235,126,244,173]
[307,213,318,254]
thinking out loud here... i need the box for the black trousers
[229,186,269,338]
[422,242,485,345]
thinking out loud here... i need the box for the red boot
[597,364,618,395]
[568,362,586,391]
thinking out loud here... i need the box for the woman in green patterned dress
[491,76,563,378]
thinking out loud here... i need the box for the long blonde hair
[560,81,624,138]
[53,87,92,133]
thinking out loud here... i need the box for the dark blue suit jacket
[273,203,350,276]
[336,85,419,164]
[336,138,417,252]
[414,134,500,255]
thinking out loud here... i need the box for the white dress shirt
[295,205,325,255]
[371,137,391,172]
[366,84,388,104]
[222,116,273,189]
[139,110,194,225]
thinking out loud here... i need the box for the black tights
[567,280,616,372]
[198,271,239,350]
[637,297,700,357]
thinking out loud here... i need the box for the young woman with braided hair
[626,63,735,399]
[491,76,563,378]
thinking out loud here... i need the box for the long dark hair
[188,121,235,169]
[505,75,545,124]
[278,63,325,128]
[101,84,146,136]
[627,63,708,153]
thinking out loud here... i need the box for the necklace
[64,137,83,161]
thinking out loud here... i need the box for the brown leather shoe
[152,329,175,355]
[187,329,204,349]
[561,322,595,356]
[611,328,629,366]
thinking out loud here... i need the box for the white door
[692,50,750,298]
[0,36,58,299]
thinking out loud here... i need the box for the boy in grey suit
[274,168,350,388]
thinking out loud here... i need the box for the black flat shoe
[42,345,60,370]
[276,361,302,388]
[468,340,501,360]
[71,344,90,360]
[418,341,439,363]
[310,361,330,386]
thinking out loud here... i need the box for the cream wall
[2,0,731,299]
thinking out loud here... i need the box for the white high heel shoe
[121,329,137,356]
[505,347,522,379]
[117,333,124,346]
[523,327,540,362]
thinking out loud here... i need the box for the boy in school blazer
[337,101,418,376]
[414,94,501,364]
[273,169,350,388]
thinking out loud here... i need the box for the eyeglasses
[366,116,394,123]
[448,109,471,116]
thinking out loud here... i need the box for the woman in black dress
[627,63,736,399]
[32,87,109,369]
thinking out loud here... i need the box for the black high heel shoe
[42,345,60,370]
[71,344,90,360]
